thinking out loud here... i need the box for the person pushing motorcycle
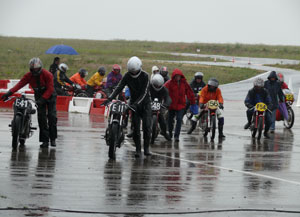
[244,77,273,138]
[187,78,225,139]
[1,57,57,148]
[103,56,152,158]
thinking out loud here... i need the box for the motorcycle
[63,84,89,97]
[250,102,270,140]
[104,100,133,159]
[200,100,219,140]
[276,89,295,129]
[5,94,37,149]
[151,98,162,144]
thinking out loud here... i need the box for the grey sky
[1,0,300,45]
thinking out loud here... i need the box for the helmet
[160,66,168,77]
[58,63,69,73]
[29,57,42,76]
[112,64,121,74]
[253,77,264,87]
[79,68,88,78]
[152,66,160,74]
[127,56,142,78]
[151,74,164,91]
[277,72,284,83]
[194,72,204,80]
[207,78,219,87]
[98,66,106,76]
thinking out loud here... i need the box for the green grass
[0,36,269,83]
[264,64,300,71]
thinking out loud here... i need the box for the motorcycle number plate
[285,94,294,101]
[207,100,218,110]
[151,102,161,111]
[15,98,28,109]
[255,102,267,112]
[111,103,125,114]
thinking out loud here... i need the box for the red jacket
[164,68,195,110]
[10,69,54,100]
[281,82,289,89]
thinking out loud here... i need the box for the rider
[86,66,106,96]
[149,74,172,143]
[277,72,289,89]
[244,77,273,138]
[188,78,225,138]
[150,65,160,80]
[105,64,122,96]
[264,71,285,133]
[103,56,152,158]
[70,68,88,87]
[160,66,170,83]
[54,63,74,96]
[1,57,57,148]
[165,68,198,142]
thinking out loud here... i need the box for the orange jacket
[199,85,224,104]
[70,72,87,86]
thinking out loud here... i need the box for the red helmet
[277,72,284,83]
[112,64,121,74]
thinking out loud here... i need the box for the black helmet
[98,66,106,76]
[79,68,88,78]
[160,66,168,77]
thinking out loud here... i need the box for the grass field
[265,64,300,71]
[4,36,296,83]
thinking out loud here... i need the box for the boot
[187,120,197,134]
[244,122,251,130]
[40,142,49,148]
[218,126,226,139]
[127,131,133,138]
[264,131,270,139]
[135,140,142,158]
[50,140,56,147]
[161,131,171,141]
[144,140,152,156]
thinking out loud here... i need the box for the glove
[36,97,47,106]
[219,103,224,110]
[245,103,253,109]
[101,98,111,106]
[190,104,199,115]
[1,91,13,101]
[199,103,205,109]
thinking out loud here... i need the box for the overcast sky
[1,0,300,45]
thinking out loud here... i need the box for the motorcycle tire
[76,92,89,98]
[151,114,158,144]
[257,116,263,140]
[284,107,294,129]
[12,115,22,149]
[201,112,208,133]
[210,115,216,140]
[108,123,119,159]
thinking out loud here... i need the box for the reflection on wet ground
[0,101,300,216]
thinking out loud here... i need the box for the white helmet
[152,65,160,74]
[29,57,43,76]
[253,77,264,87]
[59,63,69,73]
[151,74,164,91]
[127,56,142,78]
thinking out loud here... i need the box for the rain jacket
[244,88,272,109]
[70,72,87,86]
[54,70,73,88]
[87,72,104,87]
[281,82,289,89]
[49,62,59,75]
[264,71,285,109]
[190,79,206,96]
[105,71,122,89]
[149,85,172,108]
[199,85,224,104]
[164,69,195,111]
[10,69,55,100]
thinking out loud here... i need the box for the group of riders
[0,55,291,157]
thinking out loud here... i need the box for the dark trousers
[168,109,185,138]
[37,95,57,143]
[132,102,152,152]
[158,112,167,134]
[246,109,271,132]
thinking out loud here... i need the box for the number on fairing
[15,99,28,108]
[151,102,161,111]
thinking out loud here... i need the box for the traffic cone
[214,57,217,62]
[232,57,235,63]
[248,58,251,65]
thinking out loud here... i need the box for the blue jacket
[264,71,285,109]
[244,88,272,109]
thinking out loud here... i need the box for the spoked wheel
[210,115,216,140]
[284,107,294,129]
[257,116,264,140]
[12,115,22,150]
[151,115,158,144]
[108,123,119,159]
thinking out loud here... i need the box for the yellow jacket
[87,72,104,87]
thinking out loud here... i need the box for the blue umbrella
[45,44,78,55]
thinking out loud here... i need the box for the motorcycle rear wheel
[12,115,22,149]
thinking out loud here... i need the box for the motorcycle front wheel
[210,115,216,140]
[257,116,264,140]
[284,106,294,129]
[109,123,119,159]
[12,115,22,149]
[151,114,158,144]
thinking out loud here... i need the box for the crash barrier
[68,97,94,114]
[0,92,21,108]
[0,79,32,93]
[90,98,106,115]
[0,80,10,89]
[57,96,73,112]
